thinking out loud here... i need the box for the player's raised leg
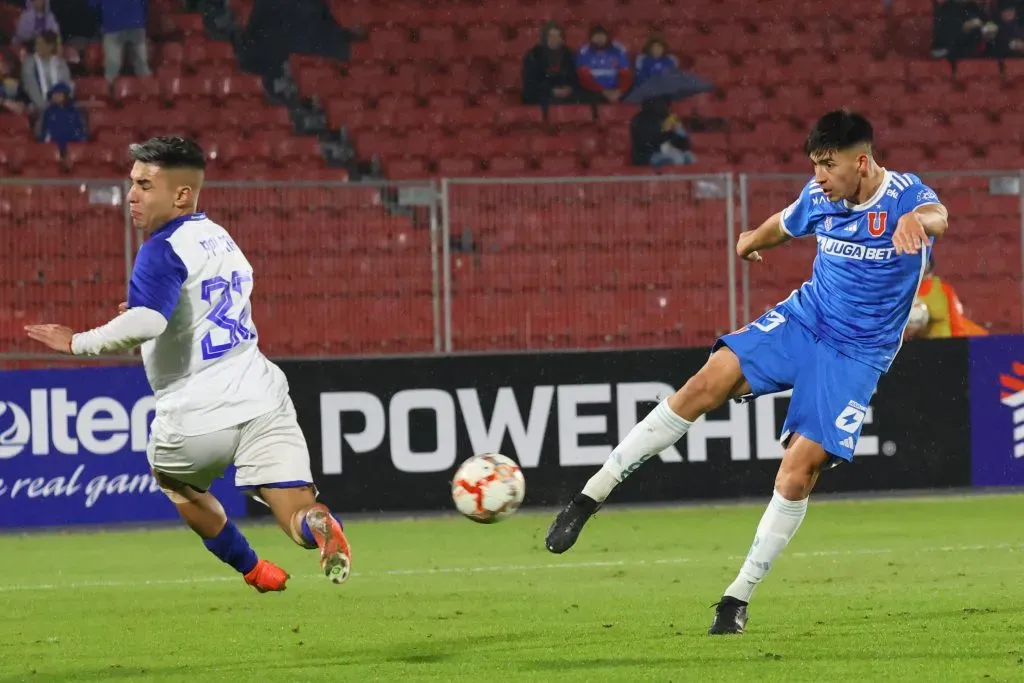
[707,435,825,635]
[233,397,352,584]
[258,486,352,584]
[545,346,751,554]
[152,471,289,593]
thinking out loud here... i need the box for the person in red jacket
[575,25,632,104]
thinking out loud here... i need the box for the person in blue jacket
[39,82,87,154]
[575,25,632,104]
[634,34,679,86]
[90,0,151,82]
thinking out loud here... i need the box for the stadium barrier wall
[9,336,1024,528]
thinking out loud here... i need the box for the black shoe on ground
[544,493,600,554]
[708,596,748,635]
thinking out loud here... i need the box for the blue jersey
[634,54,678,85]
[576,43,630,89]
[777,170,942,372]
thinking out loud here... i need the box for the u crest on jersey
[867,211,888,237]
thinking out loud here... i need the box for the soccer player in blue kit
[544,110,950,634]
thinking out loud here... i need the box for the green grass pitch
[1,493,1023,682]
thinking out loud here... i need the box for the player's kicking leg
[257,485,352,584]
[153,471,289,593]
[545,346,751,553]
[706,435,826,635]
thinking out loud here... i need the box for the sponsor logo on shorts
[835,400,868,434]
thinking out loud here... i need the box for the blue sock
[203,521,259,575]
[300,517,317,547]
[299,513,344,548]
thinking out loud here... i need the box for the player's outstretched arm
[25,306,168,355]
[736,211,791,263]
[893,203,948,256]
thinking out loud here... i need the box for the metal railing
[2,170,1021,365]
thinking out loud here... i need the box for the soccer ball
[451,453,526,523]
[907,300,930,335]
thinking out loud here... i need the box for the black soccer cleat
[708,596,749,635]
[545,493,600,554]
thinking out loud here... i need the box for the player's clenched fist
[892,211,929,256]
[736,231,764,263]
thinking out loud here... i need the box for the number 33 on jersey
[128,212,289,435]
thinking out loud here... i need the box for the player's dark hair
[804,109,873,157]
[128,136,206,170]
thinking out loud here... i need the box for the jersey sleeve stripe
[891,175,908,191]
[779,215,796,236]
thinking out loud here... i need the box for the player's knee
[774,468,815,500]
[775,443,826,499]
[670,368,731,418]
[152,469,191,504]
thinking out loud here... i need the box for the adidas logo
[840,436,855,450]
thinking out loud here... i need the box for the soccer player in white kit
[25,136,352,593]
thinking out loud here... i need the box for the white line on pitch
[0,543,1017,593]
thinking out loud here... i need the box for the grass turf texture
[1,493,1023,682]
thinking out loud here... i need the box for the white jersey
[127,212,289,436]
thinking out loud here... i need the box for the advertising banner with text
[272,339,972,515]
[969,335,1024,486]
[0,366,242,528]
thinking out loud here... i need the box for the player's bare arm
[736,211,790,263]
[893,203,949,256]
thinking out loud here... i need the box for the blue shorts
[713,306,881,462]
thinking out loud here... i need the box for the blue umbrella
[624,69,715,105]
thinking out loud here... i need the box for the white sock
[724,489,808,603]
[581,399,692,503]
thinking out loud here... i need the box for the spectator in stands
[576,25,632,104]
[90,0,150,82]
[38,81,86,153]
[14,0,60,48]
[987,1,1024,58]
[522,21,579,106]
[634,35,678,86]
[20,31,72,112]
[630,95,695,167]
[906,256,987,339]
[1,55,29,115]
[932,0,989,60]
[238,0,357,77]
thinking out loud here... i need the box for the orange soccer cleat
[304,504,352,584]
[243,559,290,593]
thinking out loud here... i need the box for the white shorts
[147,396,314,496]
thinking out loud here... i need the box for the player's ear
[174,185,194,208]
